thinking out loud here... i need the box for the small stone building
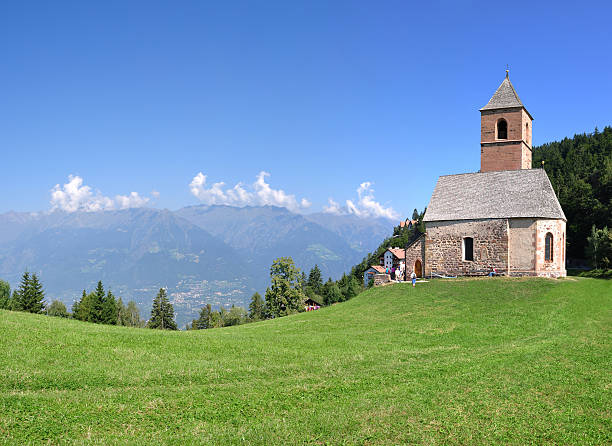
[406,73,567,278]
[363,265,386,286]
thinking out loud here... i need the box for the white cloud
[324,181,398,220]
[115,191,150,209]
[189,171,311,212]
[323,198,342,214]
[50,175,151,212]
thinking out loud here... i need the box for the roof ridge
[506,76,523,105]
[438,169,542,178]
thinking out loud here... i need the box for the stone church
[405,73,567,278]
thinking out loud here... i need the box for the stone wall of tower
[480,108,532,171]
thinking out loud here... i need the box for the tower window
[497,119,508,139]
[463,237,474,261]
[545,233,553,262]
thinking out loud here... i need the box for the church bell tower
[480,72,533,172]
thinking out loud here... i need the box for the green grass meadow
[1,278,610,444]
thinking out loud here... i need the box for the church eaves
[423,169,566,222]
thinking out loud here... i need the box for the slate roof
[480,74,524,111]
[423,169,566,222]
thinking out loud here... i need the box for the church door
[414,259,422,278]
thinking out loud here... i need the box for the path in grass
[1,278,610,444]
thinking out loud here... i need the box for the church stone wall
[424,219,508,276]
[535,219,566,278]
[508,218,537,275]
[405,236,425,277]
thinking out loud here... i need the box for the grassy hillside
[1,278,610,445]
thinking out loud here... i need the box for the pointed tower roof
[480,72,531,117]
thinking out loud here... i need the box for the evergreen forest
[532,126,612,260]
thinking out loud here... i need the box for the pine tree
[101,289,117,325]
[14,272,45,313]
[148,288,177,330]
[72,290,89,321]
[248,292,265,321]
[412,208,419,221]
[307,264,323,295]
[300,272,307,291]
[90,281,105,323]
[12,271,30,311]
[29,274,46,314]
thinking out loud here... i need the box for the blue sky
[1,1,610,219]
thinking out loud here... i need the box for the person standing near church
[411,271,416,287]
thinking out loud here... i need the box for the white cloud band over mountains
[324,182,399,220]
[50,175,153,212]
[189,171,311,212]
[48,173,398,219]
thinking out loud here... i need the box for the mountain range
[0,206,394,327]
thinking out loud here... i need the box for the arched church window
[545,233,553,262]
[497,119,508,139]
[463,237,474,261]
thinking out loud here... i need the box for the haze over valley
[0,205,394,327]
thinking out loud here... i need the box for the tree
[12,272,29,312]
[196,304,213,329]
[412,208,419,221]
[125,301,144,327]
[28,274,46,314]
[307,265,323,295]
[186,319,198,330]
[90,281,106,324]
[265,257,306,318]
[0,280,11,310]
[116,297,127,325]
[338,273,361,301]
[300,272,307,291]
[14,272,46,314]
[73,290,94,322]
[533,127,612,258]
[101,289,117,325]
[47,300,70,318]
[322,278,342,306]
[586,226,612,269]
[209,309,224,328]
[248,292,265,321]
[224,305,247,326]
[148,288,177,330]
